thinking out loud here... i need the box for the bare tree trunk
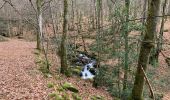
[168,0,170,15]
[130,0,160,99]
[49,2,56,35]
[60,0,69,76]
[36,0,43,50]
[155,0,167,62]
[142,0,147,24]
[140,0,147,37]
[7,5,11,37]
[71,0,74,30]
[123,0,130,98]
[93,0,102,88]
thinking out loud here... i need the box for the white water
[81,61,96,79]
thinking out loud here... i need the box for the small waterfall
[77,54,97,79]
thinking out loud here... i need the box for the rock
[72,93,82,100]
[70,66,82,75]
[0,35,7,42]
[47,82,54,88]
[49,92,63,100]
[57,87,65,92]
[62,82,79,93]
[63,93,71,100]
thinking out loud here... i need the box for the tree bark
[60,0,69,76]
[155,0,167,62]
[168,0,170,15]
[36,0,43,50]
[93,0,102,88]
[123,0,130,95]
[130,0,160,99]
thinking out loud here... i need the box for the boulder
[62,82,79,93]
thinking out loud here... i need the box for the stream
[75,54,97,79]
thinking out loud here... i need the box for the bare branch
[0,1,7,10]
[2,0,37,29]
[28,0,37,14]
[41,0,53,7]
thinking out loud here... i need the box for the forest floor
[158,20,170,100]
[0,39,112,100]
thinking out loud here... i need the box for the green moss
[72,93,82,100]
[62,82,79,93]
[47,82,54,88]
[0,35,7,42]
[57,87,65,92]
[63,93,70,100]
[91,95,104,100]
[49,92,57,98]
[49,92,63,100]
[70,66,82,75]
[34,50,40,55]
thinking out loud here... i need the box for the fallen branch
[141,66,155,100]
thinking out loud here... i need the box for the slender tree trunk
[36,0,43,50]
[155,0,167,62]
[93,0,102,88]
[36,0,50,70]
[7,6,11,37]
[130,0,160,99]
[168,0,170,15]
[60,0,69,76]
[71,0,74,30]
[123,0,130,96]
[141,0,147,36]
[142,0,147,24]
[49,2,56,35]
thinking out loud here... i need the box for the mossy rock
[62,93,71,100]
[70,66,82,75]
[0,35,7,42]
[34,51,40,55]
[57,87,65,92]
[72,93,82,100]
[47,82,54,88]
[91,95,104,100]
[56,95,63,100]
[62,82,79,93]
[49,92,63,100]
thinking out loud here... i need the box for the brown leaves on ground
[0,39,51,100]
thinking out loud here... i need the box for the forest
[0,0,170,100]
